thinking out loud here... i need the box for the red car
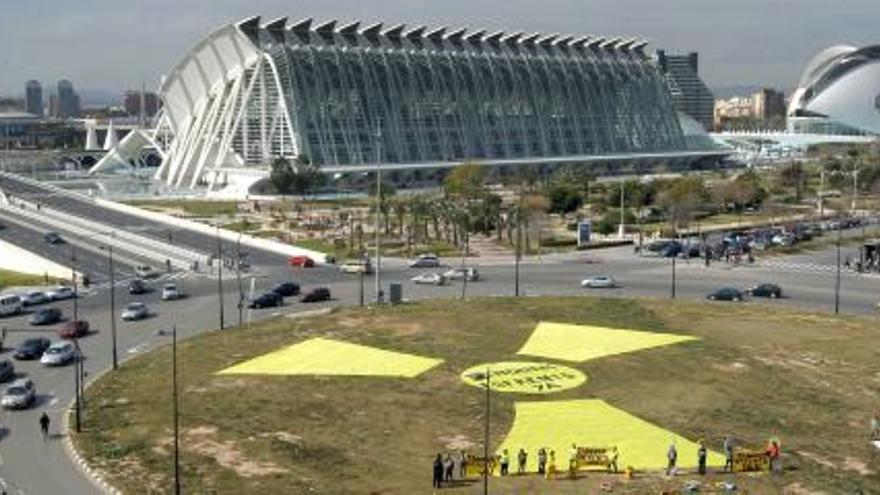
[59,320,89,339]
[288,255,315,268]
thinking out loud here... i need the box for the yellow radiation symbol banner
[460,361,587,394]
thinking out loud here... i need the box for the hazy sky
[1,0,878,96]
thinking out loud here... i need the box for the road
[0,200,879,493]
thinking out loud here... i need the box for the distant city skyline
[1,0,878,97]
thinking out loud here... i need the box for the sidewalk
[0,237,75,281]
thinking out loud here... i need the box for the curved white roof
[158,21,261,134]
[799,44,857,88]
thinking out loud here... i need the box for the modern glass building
[151,16,727,191]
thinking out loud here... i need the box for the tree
[444,163,487,200]
[777,161,807,201]
[269,155,324,197]
[547,184,583,215]
[657,176,706,234]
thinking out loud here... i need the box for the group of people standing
[665,436,781,476]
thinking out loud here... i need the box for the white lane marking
[128,343,148,354]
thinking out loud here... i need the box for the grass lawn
[124,199,239,217]
[0,269,58,290]
[74,297,880,494]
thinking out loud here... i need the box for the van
[0,295,23,317]
[339,259,373,274]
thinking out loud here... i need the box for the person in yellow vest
[546,450,558,480]
[499,449,510,476]
[568,444,579,478]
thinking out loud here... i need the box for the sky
[1,0,878,97]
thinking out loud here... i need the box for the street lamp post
[216,226,224,330]
[236,234,244,328]
[515,214,522,298]
[73,343,81,433]
[70,246,78,322]
[171,323,181,495]
[374,124,382,304]
[834,226,841,314]
[99,245,118,370]
[671,256,677,299]
[483,368,490,495]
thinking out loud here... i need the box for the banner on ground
[733,449,769,472]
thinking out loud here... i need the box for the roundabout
[71,297,880,494]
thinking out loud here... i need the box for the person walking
[537,448,547,475]
[666,442,678,476]
[433,453,444,488]
[723,436,735,472]
[499,448,510,476]
[444,454,454,482]
[608,447,619,473]
[39,412,50,441]
[517,448,527,475]
[697,440,707,475]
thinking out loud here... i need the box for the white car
[47,286,75,301]
[411,272,446,286]
[135,265,158,279]
[40,341,76,366]
[162,284,183,301]
[581,275,617,289]
[122,302,150,321]
[410,254,441,268]
[339,259,373,274]
[21,291,49,306]
[443,267,480,282]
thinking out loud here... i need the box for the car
[746,283,782,299]
[270,282,301,297]
[288,255,315,268]
[40,341,76,366]
[162,283,183,301]
[410,254,441,268]
[707,288,745,302]
[443,267,480,282]
[121,302,149,321]
[2,378,35,410]
[0,294,23,317]
[20,291,49,306]
[248,292,282,309]
[0,360,16,382]
[44,232,64,244]
[59,319,90,339]
[29,307,62,326]
[581,275,617,289]
[300,287,331,303]
[13,337,51,360]
[128,279,148,295]
[135,265,158,279]
[340,259,373,274]
[47,286,75,301]
[411,272,446,285]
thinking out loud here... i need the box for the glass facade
[252,23,703,169]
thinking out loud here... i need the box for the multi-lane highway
[1,175,879,494]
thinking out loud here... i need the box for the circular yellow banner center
[460,361,587,394]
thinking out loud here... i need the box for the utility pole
[671,256,677,299]
[483,368,490,495]
[107,246,117,370]
[236,234,243,327]
[73,340,81,433]
[71,246,78,322]
[171,323,181,495]
[818,169,825,218]
[460,229,469,300]
[374,124,382,304]
[216,226,224,330]
[618,180,625,239]
[834,226,841,314]
[515,213,522,298]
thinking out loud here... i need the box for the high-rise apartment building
[51,79,80,118]
[25,80,43,117]
[655,50,715,131]
[123,90,160,119]
[751,88,786,120]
